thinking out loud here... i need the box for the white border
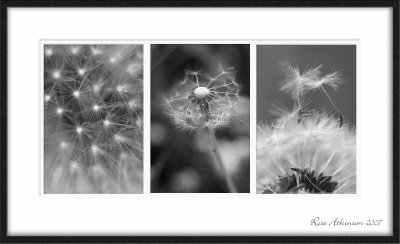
[9,7,392,236]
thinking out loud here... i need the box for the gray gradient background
[257,45,356,126]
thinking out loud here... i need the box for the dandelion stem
[205,70,225,87]
[195,74,200,87]
[206,127,238,193]
[296,89,301,109]
[321,85,340,114]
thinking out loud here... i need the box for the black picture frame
[0,0,398,243]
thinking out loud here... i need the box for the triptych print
[43,44,356,194]
[256,45,356,194]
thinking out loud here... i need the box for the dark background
[257,45,356,126]
[151,44,250,193]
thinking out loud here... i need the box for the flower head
[162,65,243,131]
[257,112,356,194]
[258,61,355,194]
[44,44,143,193]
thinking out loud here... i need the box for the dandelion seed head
[257,61,353,194]
[257,112,356,194]
[44,45,143,193]
[162,65,243,131]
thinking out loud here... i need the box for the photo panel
[256,45,357,194]
[43,44,143,194]
[151,44,250,193]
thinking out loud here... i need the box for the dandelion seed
[304,70,343,91]
[73,91,80,97]
[114,134,125,142]
[103,119,111,126]
[70,46,80,55]
[56,108,63,114]
[53,71,61,79]
[135,118,143,130]
[45,94,51,101]
[77,68,85,75]
[93,105,100,111]
[110,56,118,63]
[60,141,67,149]
[70,160,79,170]
[162,65,243,131]
[45,48,53,56]
[280,62,344,120]
[302,69,344,115]
[270,98,311,128]
[93,84,101,93]
[90,46,103,56]
[126,62,142,74]
[91,145,99,154]
[116,84,128,93]
[279,62,322,100]
[128,100,137,109]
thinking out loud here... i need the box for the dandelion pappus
[163,64,243,131]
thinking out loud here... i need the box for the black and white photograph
[256,45,357,194]
[43,44,143,193]
[3,2,398,242]
[151,44,250,193]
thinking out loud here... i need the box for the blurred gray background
[151,44,250,193]
[257,45,356,126]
